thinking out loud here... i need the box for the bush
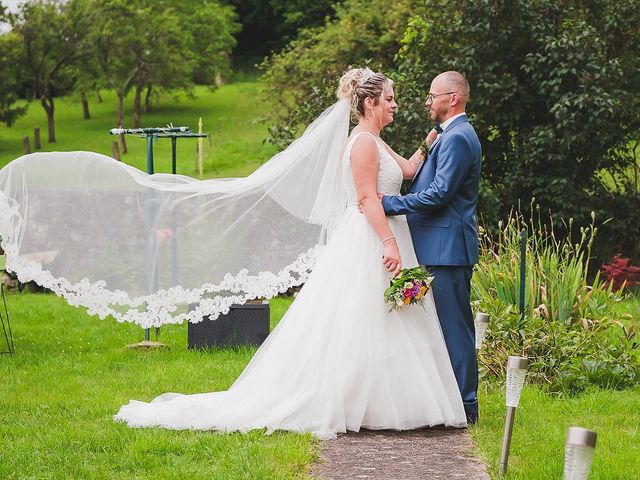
[473,207,639,393]
[600,254,640,291]
[260,0,420,150]
[262,0,640,260]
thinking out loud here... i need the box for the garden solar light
[499,355,529,476]
[474,312,490,349]
[563,427,597,480]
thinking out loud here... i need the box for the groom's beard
[430,106,447,124]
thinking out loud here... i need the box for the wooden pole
[34,128,41,149]
[197,117,204,176]
[22,136,31,154]
[111,141,121,161]
[119,133,127,154]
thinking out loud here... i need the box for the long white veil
[0,100,350,328]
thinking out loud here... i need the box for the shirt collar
[439,112,466,132]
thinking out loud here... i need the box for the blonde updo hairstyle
[336,68,393,120]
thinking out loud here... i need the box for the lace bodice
[341,132,403,205]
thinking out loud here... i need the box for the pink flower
[154,228,173,244]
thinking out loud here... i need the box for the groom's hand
[357,193,383,214]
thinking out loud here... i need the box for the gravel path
[310,428,490,479]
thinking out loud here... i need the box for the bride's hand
[383,240,402,276]
[426,127,439,147]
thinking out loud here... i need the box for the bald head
[434,71,470,104]
[426,71,469,123]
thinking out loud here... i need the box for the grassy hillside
[0,83,279,179]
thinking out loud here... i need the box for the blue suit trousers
[428,265,478,415]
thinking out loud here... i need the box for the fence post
[112,141,121,161]
[34,128,41,149]
[22,136,31,154]
[120,133,127,154]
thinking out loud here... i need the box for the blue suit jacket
[382,114,481,266]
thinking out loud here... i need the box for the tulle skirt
[114,207,467,439]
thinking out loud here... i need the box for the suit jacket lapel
[411,114,469,188]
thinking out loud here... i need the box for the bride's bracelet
[382,235,396,244]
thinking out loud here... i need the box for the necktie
[434,124,443,134]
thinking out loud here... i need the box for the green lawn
[0,293,315,479]
[0,83,278,178]
[471,384,640,479]
[2,293,638,479]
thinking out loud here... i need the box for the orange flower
[403,297,411,305]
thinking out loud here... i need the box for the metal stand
[0,283,14,354]
[519,229,527,324]
[499,232,529,477]
[110,125,207,348]
[499,406,517,474]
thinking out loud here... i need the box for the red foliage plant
[600,254,640,291]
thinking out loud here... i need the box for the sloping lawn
[0,82,278,178]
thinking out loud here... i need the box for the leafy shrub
[260,0,420,150]
[262,0,640,260]
[600,254,640,291]
[474,207,639,393]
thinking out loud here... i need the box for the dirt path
[310,428,490,479]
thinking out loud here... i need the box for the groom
[381,71,482,424]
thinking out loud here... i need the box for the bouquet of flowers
[384,267,434,311]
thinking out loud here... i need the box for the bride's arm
[381,128,439,179]
[351,135,403,276]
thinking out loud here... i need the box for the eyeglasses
[426,92,456,103]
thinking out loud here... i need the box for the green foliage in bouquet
[473,205,639,394]
[384,267,433,311]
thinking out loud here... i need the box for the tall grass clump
[473,202,639,394]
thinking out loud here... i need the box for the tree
[262,0,421,148]
[91,0,238,128]
[394,0,640,250]
[176,0,239,86]
[0,3,27,126]
[0,31,27,126]
[12,0,94,142]
[225,0,334,57]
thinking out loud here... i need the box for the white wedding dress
[114,132,467,438]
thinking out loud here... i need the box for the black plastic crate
[187,302,270,349]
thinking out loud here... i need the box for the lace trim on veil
[1,236,322,328]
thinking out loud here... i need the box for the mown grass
[0,83,278,178]
[0,293,314,479]
[471,384,640,479]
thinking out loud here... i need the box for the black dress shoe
[466,412,478,425]
[429,423,464,430]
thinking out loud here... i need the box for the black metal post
[520,229,527,323]
[144,135,155,342]
[109,126,207,345]
[0,283,14,354]
[146,135,154,174]
[171,137,177,175]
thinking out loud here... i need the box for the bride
[114,68,467,437]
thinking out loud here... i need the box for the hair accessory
[358,68,376,86]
